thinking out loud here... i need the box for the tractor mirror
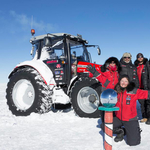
[97,47,101,55]
[30,46,35,55]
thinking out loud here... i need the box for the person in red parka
[87,57,121,91]
[113,74,150,146]
[87,57,121,121]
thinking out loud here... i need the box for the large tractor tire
[6,67,52,116]
[70,77,102,118]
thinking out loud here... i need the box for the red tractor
[6,30,102,118]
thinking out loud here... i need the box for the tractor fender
[9,60,56,85]
[67,76,78,95]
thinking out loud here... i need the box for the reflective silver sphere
[100,89,117,108]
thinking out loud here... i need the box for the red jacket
[115,89,148,121]
[136,64,144,88]
[96,69,119,89]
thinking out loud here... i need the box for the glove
[86,64,100,77]
[86,64,96,74]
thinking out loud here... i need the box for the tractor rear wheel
[6,67,52,116]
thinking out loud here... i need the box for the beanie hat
[122,52,132,58]
[136,53,144,59]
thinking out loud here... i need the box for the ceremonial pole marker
[99,89,119,150]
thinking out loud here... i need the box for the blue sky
[1,0,150,83]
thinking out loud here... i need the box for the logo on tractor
[55,71,60,75]
[47,60,58,64]
[56,64,61,68]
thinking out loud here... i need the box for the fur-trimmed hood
[101,57,121,72]
[126,82,136,92]
[134,58,148,66]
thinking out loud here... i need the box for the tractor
[6,29,102,118]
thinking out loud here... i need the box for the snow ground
[0,83,150,150]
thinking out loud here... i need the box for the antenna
[31,15,33,29]
[30,15,35,58]
[44,28,48,34]
[31,15,35,36]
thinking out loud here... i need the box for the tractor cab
[30,30,101,87]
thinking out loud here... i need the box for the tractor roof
[30,33,88,44]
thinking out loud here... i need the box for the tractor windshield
[32,37,91,63]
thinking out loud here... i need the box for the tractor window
[33,42,43,60]
[54,48,65,58]
[70,42,90,62]
[71,45,83,57]
[32,43,39,60]
[49,39,64,58]
[39,39,65,60]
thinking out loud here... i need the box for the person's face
[123,56,131,63]
[109,61,116,66]
[137,57,143,63]
[120,77,129,88]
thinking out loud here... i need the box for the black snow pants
[146,99,150,118]
[113,117,141,146]
[138,99,147,118]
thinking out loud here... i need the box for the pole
[104,111,113,150]
[98,107,119,150]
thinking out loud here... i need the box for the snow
[0,83,150,150]
[16,60,55,85]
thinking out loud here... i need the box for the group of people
[87,52,150,146]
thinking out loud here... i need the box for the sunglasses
[124,57,130,59]
[137,56,143,58]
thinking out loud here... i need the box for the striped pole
[98,107,119,150]
[98,89,119,150]
[104,111,113,150]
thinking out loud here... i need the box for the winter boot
[146,118,150,125]
[113,128,124,142]
[140,118,147,123]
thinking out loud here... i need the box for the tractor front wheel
[70,77,102,118]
